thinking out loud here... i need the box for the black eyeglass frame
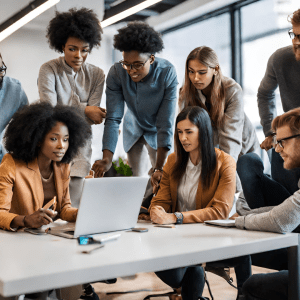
[0,61,7,75]
[288,29,300,40]
[273,133,300,149]
[119,57,151,71]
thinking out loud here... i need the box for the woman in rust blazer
[149,106,249,300]
[0,102,91,232]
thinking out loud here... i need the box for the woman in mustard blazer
[149,106,250,300]
[0,103,92,299]
[0,103,91,232]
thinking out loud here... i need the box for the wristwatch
[174,212,183,224]
[153,168,163,173]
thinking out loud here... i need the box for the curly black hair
[4,103,92,164]
[46,7,103,52]
[113,21,164,54]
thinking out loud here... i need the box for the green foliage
[112,158,133,176]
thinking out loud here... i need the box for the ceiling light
[102,0,163,28]
[0,0,60,42]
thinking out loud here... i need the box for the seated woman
[177,46,259,192]
[0,102,91,299]
[149,106,250,300]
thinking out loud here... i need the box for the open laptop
[48,176,149,239]
[204,219,236,227]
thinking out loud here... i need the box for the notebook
[204,219,236,227]
[48,176,149,239]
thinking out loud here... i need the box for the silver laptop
[49,177,149,238]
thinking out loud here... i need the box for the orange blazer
[0,154,77,231]
[149,148,236,223]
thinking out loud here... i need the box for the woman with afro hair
[38,7,105,208]
[93,21,178,207]
[0,102,91,299]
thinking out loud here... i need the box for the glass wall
[241,0,299,142]
[160,13,231,90]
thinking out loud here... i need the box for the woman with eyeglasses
[179,46,259,192]
[92,21,178,208]
[0,102,91,300]
[149,106,250,300]
[38,7,105,209]
[0,52,28,163]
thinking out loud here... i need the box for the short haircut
[4,102,92,164]
[272,107,300,135]
[113,21,164,54]
[46,7,102,52]
[288,9,300,25]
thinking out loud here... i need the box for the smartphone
[131,228,148,232]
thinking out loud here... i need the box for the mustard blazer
[0,154,77,231]
[149,148,236,223]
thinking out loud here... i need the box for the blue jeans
[242,270,288,300]
[155,256,251,300]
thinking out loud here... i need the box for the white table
[0,222,299,299]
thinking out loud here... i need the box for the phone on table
[131,227,148,232]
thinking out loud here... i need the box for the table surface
[0,221,298,297]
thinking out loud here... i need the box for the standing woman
[38,8,105,207]
[92,21,178,203]
[179,46,259,191]
[149,106,250,300]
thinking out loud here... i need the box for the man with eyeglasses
[231,107,300,299]
[0,53,28,162]
[258,8,300,196]
[92,22,178,207]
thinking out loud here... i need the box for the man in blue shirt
[92,22,178,197]
[0,53,28,162]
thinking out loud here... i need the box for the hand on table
[138,213,151,221]
[260,135,274,151]
[24,208,57,228]
[229,212,240,220]
[150,206,176,225]
[85,106,106,124]
[92,158,112,178]
[151,170,163,195]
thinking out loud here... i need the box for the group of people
[0,4,300,300]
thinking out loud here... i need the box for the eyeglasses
[288,29,300,40]
[0,61,7,76]
[119,58,150,70]
[272,133,300,149]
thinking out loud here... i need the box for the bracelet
[153,168,163,173]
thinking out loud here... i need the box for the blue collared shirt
[103,57,178,153]
[0,76,28,161]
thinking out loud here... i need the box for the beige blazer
[149,148,236,223]
[0,154,77,231]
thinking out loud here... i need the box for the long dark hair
[179,46,226,128]
[173,106,217,190]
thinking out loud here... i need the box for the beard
[293,45,300,61]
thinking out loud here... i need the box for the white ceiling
[0,0,104,31]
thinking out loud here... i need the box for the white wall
[0,3,119,163]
